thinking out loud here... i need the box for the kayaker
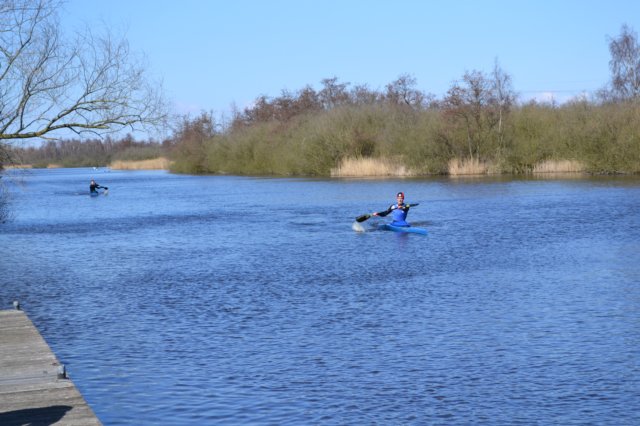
[372,191,413,227]
[89,179,104,193]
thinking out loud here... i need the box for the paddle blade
[356,214,371,223]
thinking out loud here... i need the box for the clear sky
[63,0,640,118]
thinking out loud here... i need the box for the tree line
[10,135,171,168]
[169,24,640,176]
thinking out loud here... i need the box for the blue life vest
[391,204,409,227]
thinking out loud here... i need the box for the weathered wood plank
[0,309,101,425]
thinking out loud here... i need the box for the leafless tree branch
[0,0,167,145]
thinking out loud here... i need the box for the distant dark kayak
[379,223,427,235]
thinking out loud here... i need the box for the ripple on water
[2,170,639,425]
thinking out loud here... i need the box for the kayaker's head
[396,192,405,205]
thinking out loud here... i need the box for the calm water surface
[1,168,639,425]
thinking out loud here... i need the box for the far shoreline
[3,157,639,179]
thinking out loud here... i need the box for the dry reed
[330,157,413,177]
[448,158,496,176]
[532,159,585,173]
[3,164,32,169]
[109,157,172,170]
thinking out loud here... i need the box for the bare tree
[443,70,492,158]
[0,0,166,146]
[294,85,321,114]
[442,66,515,159]
[385,73,425,109]
[604,24,640,101]
[490,59,516,147]
[350,84,380,105]
[319,77,350,110]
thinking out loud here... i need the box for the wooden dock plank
[0,309,101,425]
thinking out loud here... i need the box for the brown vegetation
[532,160,586,174]
[110,158,172,170]
[331,157,411,177]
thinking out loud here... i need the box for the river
[1,167,639,425]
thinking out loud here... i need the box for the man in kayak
[89,179,106,194]
[372,192,413,227]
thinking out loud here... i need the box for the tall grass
[532,160,585,173]
[110,157,172,170]
[447,158,497,176]
[331,157,412,177]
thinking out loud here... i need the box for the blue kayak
[379,223,427,235]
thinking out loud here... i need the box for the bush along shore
[14,97,638,177]
[9,91,640,177]
[168,96,640,177]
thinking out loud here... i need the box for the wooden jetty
[0,308,101,425]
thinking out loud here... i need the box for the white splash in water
[352,221,366,232]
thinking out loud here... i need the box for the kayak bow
[379,223,427,235]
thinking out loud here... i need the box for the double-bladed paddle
[355,213,372,223]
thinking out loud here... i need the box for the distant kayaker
[372,192,413,227]
[89,179,105,193]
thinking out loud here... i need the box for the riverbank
[1,157,622,177]
[3,158,172,171]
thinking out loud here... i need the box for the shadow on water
[0,405,72,426]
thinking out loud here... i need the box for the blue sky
[63,0,640,118]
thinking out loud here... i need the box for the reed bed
[110,157,172,170]
[532,159,586,174]
[3,164,32,169]
[330,157,413,177]
[447,158,497,176]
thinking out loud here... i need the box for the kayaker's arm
[373,205,395,217]
[374,202,418,216]
[399,203,418,212]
